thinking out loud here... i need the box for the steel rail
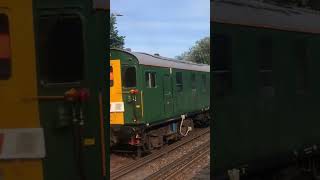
[145,141,210,180]
[110,128,210,180]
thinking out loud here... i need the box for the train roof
[211,0,320,34]
[111,48,210,72]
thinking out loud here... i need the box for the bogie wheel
[142,134,152,153]
[135,146,142,159]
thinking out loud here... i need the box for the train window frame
[202,74,207,92]
[257,36,274,96]
[37,14,85,86]
[212,34,232,97]
[191,73,196,90]
[176,72,183,92]
[145,71,156,88]
[295,39,308,95]
[122,65,136,88]
[0,13,11,80]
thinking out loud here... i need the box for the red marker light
[130,89,139,95]
[79,88,90,102]
[64,88,79,102]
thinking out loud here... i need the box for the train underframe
[110,110,210,157]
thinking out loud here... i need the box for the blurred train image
[0,0,108,180]
[212,0,320,179]
[110,48,210,156]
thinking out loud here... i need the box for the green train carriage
[110,48,210,153]
[212,0,320,178]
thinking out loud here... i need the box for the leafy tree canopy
[176,37,210,65]
[110,14,125,48]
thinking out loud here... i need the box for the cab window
[122,66,136,87]
[0,14,11,80]
[38,15,84,84]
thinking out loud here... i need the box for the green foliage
[110,14,125,48]
[176,37,210,65]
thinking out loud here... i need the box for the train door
[34,11,107,180]
[0,2,45,180]
[163,70,174,116]
[35,14,87,180]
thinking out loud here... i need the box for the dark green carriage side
[212,10,320,178]
[140,66,210,125]
[33,1,108,180]
[110,48,210,126]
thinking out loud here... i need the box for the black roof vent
[154,53,160,56]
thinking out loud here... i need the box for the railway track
[110,128,210,180]
[146,141,210,180]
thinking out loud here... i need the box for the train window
[202,74,206,91]
[295,40,308,94]
[0,14,11,80]
[212,35,231,71]
[38,15,84,84]
[145,72,156,88]
[212,34,232,96]
[110,66,114,87]
[258,37,273,96]
[122,66,136,87]
[191,73,196,89]
[176,72,183,92]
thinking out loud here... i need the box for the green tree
[110,14,125,48]
[176,37,210,65]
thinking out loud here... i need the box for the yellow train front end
[0,1,44,180]
[110,59,125,125]
[110,59,125,146]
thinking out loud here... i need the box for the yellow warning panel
[0,2,43,180]
[110,60,124,125]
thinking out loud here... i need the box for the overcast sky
[111,0,210,58]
